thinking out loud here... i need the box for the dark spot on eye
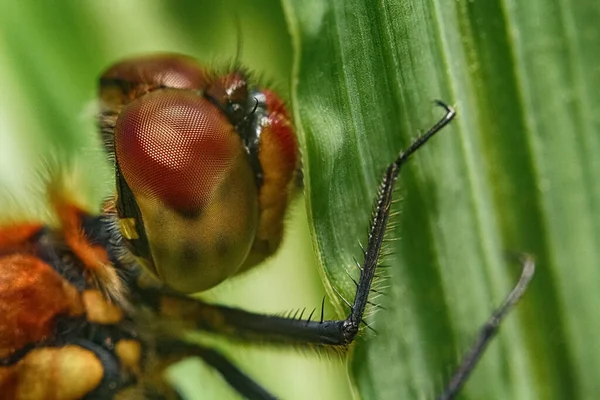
[175,206,202,220]
[181,243,201,263]
[215,238,229,258]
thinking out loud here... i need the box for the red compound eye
[115,89,241,215]
[114,88,259,292]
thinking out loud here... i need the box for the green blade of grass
[284,0,600,398]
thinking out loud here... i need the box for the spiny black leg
[140,101,456,347]
[438,254,535,400]
[156,340,278,400]
[342,100,456,342]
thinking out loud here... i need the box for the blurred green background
[2,0,600,399]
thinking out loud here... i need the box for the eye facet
[114,89,259,293]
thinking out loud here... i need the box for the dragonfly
[0,53,534,399]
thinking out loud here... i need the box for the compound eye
[114,89,258,293]
[116,89,239,214]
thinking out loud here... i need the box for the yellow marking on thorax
[0,346,103,399]
[115,339,142,376]
[82,289,124,324]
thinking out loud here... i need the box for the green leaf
[284,0,600,399]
